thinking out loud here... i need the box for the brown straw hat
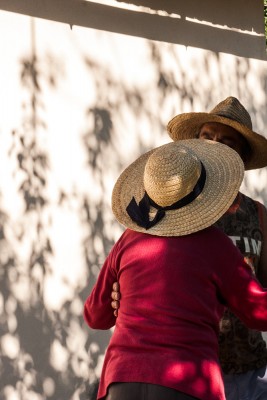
[167,96,267,170]
[112,139,244,237]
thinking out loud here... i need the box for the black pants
[104,382,199,400]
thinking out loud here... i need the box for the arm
[84,248,118,330]
[257,203,267,287]
[220,246,267,331]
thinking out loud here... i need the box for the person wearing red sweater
[110,97,267,400]
[84,139,267,400]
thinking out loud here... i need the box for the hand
[111,282,121,317]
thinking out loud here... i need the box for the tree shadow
[0,15,267,400]
[0,19,101,400]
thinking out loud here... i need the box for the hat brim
[112,139,244,237]
[167,113,267,170]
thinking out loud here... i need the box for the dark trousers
[104,382,199,400]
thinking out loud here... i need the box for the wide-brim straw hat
[167,97,267,170]
[112,139,244,237]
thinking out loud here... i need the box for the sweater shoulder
[202,226,241,257]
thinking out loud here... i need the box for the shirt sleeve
[218,244,267,332]
[83,240,120,330]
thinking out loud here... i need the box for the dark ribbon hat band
[126,162,206,230]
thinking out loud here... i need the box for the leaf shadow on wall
[0,28,101,400]
[0,22,267,400]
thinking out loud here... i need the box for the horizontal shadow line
[0,0,266,60]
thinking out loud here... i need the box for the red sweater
[84,227,267,400]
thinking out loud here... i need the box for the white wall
[0,2,266,399]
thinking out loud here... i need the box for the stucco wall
[0,2,266,399]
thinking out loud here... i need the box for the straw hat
[112,139,244,237]
[167,97,267,170]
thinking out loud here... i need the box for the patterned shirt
[215,192,267,374]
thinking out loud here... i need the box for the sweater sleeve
[218,243,267,331]
[83,241,119,330]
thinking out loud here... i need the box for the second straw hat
[112,139,244,237]
[167,97,267,170]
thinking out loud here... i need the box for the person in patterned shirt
[111,97,267,400]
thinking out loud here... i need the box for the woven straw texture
[167,97,267,170]
[112,139,244,237]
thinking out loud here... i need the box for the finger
[111,300,120,310]
[114,309,118,317]
[111,291,121,301]
[112,282,120,291]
